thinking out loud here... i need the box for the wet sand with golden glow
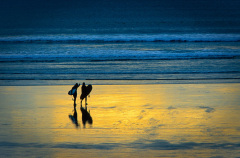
[0,83,240,157]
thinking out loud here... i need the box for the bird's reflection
[69,103,80,128]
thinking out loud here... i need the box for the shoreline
[0,78,240,86]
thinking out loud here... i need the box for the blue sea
[0,0,240,85]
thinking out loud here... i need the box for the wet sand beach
[0,83,240,157]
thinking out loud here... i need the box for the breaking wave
[0,33,240,43]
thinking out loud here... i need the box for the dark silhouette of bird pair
[68,82,92,108]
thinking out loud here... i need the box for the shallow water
[1,0,240,86]
[0,41,240,86]
[0,84,239,157]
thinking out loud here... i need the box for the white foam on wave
[0,33,240,42]
[0,49,239,60]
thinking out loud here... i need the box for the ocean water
[0,0,240,85]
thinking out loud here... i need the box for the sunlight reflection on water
[0,84,240,157]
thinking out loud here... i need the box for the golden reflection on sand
[76,84,240,144]
[1,84,240,157]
